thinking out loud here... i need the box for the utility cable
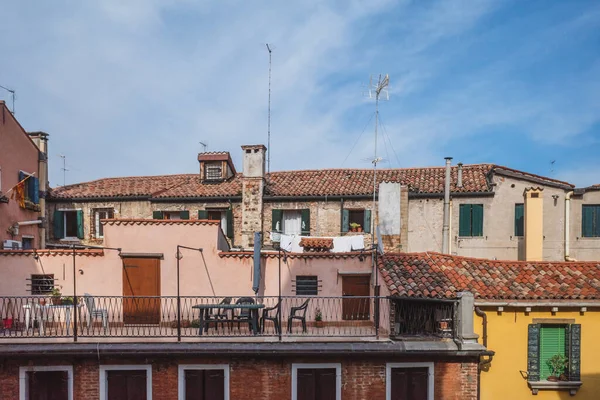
[340,112,375,168]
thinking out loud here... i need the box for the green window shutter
[53,211,64,239]
[582,206,594,237]
[32,177,40,204]
[515,204,524,236]
[540,325,567,380]
[341,209,350,233]
[527,324,541,382]
[595,206,600,237]
[272,209,283,232]
[301,209,310,236]
[76,210,84,239]
[568,324,581,381]
[459,204,472,236]
[363,210,372,233]
[472,204,483,236]
[179,210,190,220]
[153,211,163,219]
[198,210,208,220]
[226,209,234,239]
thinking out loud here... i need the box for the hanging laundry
[350,235,365,251]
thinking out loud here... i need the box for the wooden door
[122,257,161,325]
[27,371,69,400]
[342,275,370,320]
[390,367,428,400]
[185,369,225,400]
[297,368,336,400]
[107,370,147,400]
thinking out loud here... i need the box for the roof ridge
[266,164,494,175]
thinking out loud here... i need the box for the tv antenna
[266,43,273,173]
[550,160,556,176]
[199,141,208,152]
[0,85,16,115]
[59,155,69,186]
[365,74,390,236]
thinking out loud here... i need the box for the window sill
[528,381,582,396]
[457,236,485,239]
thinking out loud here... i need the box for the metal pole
[177,245,181,342]
[278,247,282,342]
[374,247,380,339]
[442,157,452,253]
[72,246,77,342]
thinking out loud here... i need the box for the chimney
[524,188,544,261]
[442,157,452,254]
[457,162,463,188]
[240,145,267,248]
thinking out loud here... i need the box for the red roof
[379,252,600,300]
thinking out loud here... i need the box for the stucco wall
[570,190,600,261]
[0,103,41,246]
[476,307,600,400]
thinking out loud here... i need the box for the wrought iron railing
[390,297,457,339]
[0,295,391,341]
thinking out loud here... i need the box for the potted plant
[349,222,360,232]
[314,308,324,328]
[546,354,569,382]
[51,287,62,305]
[61,296,74,305]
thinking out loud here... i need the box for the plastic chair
[83,293,108,332]
[233,297,255,331]
[260,301,281,334]
[205,297,232,331]
[287,299,310,333]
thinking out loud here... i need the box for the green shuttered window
[539,325,566,380]
[459,204,484,237]
[527,323,581,382]
[515,204,524,236]
[582,205,600,237]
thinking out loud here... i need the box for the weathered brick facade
[0,355,479,400]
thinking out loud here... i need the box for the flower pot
[2,318,13,329]
[547,376,559,382]
[51,297,62,305]
[39,299,46,306]
[315,321,324,328]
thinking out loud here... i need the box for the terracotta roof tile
[0,249,103,257]
[299,238,334,251]
[379,252,600,300]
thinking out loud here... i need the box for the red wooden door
[122,257,161,324]
[27,371,69,400]
[107,370,147,400]
[390,367,428,400]
[342,275,370,320]
[185,369,225,400]
[297,368,336,400]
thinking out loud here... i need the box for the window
[527,323,581,387]
[582,205,600,237]
[178,365,229,400]
[292,364,341,400]
[30,274,54,294]
[153,210,190,220]
[19,366,73,400]
[386,363,433,400]
[52,210,83,239]
[341,209,372,233]
[94,208,114,238]
[515,203,524,237]
[100,365,152,400]
[272,209,310,236]
[19,171,39,205]
[294,276,319,295]
[205,163,223,181]
[22,236,34,250]
[198,209,233,239]
[459,204,483,237]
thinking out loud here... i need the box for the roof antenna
[59,155,69,186]
[0,85,16,115]
[266,43,273,174]
[199,141,208,152]
[550,160,556,176]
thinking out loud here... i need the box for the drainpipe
[475,307,493,400]
[565,191,576,261]
[474,307,487,347]
[442,157,452,254]
[38,136,48,249]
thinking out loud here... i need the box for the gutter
[151,196,242,203]
[475,301,600,307]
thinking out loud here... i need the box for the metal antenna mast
[59,155,69,186]
[367,74,390,236]
[266,44,273,173]
[199,141,208,152]
[0,85,16,115]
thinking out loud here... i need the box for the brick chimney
[524,188,544,261]
[240,145,266,248]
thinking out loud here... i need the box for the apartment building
[47,144,600,261]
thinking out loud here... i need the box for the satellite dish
[376,226,385,254]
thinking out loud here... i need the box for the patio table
[192,303,265,335]
[25,303,83,336]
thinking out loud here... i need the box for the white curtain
[220,212,227,236]
[282,211,301,235]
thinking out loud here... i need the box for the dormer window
[205,163,223,181]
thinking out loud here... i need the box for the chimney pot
[457,162,463,188]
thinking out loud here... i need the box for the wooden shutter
[342,209,350,233]
[180,210,190,220]
[514,204,524,236]
[459,204,471,236]
[301,209,310,236]
[272,209,283,232]
[198,210,208,220]
[582,206,594,237]
[153,211,164,219]
[363,210,372,233]
[595,206,600,237]
[472,204,483,236]
[205,369,225,400]
[568,324,581,381]
[28,370,69,400]
[32,176,40,204]
[390,367,428,400]
[226,209,234,239]
[527,323,541,381]
[76,210,84,239]
[297,369,315,400]
[53,210,64,239]
[107,370,147,400]
[315,368,336,399]
[540,325,566,379]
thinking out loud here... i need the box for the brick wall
[0,355,479,400]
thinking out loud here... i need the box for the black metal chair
[260,301,281,334]
[205,297,232,332]
[233,297,255,331]
[287,299,310,333]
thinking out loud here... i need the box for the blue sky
[1,0,599,187]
